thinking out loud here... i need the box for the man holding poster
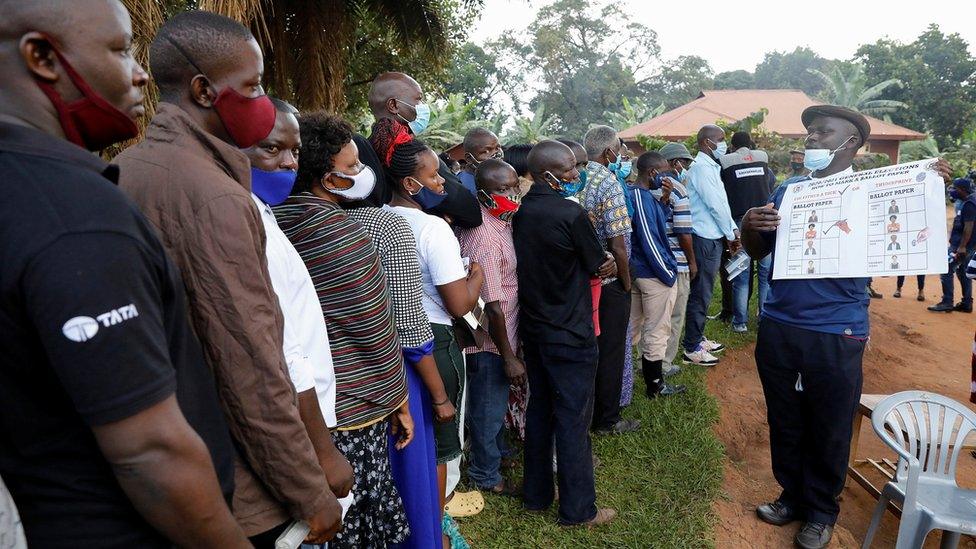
[740,105,952,549]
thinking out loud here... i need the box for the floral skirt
[332,421,409,548]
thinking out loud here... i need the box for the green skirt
[431,323,465,463]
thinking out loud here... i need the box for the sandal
[893,289,902,298]
[441,513,471,549]
[444,490,484,517]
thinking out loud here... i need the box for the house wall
[866,139,900,164]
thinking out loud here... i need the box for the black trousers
[247,521,290,549]
[755,318,865,526]
[523,340,599,524]
[591,279,631,430]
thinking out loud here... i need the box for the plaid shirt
[457,207,519,355]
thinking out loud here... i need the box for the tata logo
[61,304,139,343]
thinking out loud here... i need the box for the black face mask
[791,161,804,172]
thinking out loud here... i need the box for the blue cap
[953,177,973,192]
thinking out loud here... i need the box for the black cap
[801,105,871,146]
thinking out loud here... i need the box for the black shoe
[953,302,972,313]
[928,302,954,312]
[755,500,798,526]
[868,287,883,299]
[649,382,687,398]
[794,522,833,549]
[593,418,640,436]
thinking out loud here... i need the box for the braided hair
[370,117,432,196]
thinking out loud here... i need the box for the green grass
[458,279,761,547]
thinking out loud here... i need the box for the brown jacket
[115,103,330,535]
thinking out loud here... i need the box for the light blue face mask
[608,151,632,182]
[396,99,431,135]
[803,135,854,172]
[709,139,728,159]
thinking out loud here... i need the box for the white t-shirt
[252,194,338,428]
[386,205,467,325]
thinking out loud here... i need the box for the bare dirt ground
[710,274,976,548]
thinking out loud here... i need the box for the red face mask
[34,44,139,151]
[211,85,275,148]
[161,35,275,148]
[478,190,521,222]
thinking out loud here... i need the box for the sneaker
[732,323,748,333]
[953,302,973,313]
[928,301,954,312]
[868,287,883,299]
[794,522,833,549]
[649,382,686,398]
[662,364,681,377]
[893,289,902,298]
[755,500,799,526]
[700,338,726,354]
[683,345,720,366]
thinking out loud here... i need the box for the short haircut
[438,151,457,166]
[635,151,666,174]
[731,131,753,149]
[503,144,533,177]
[271,97,298,115]
[150,10,255,101]
[293,112,353,193]
[463,127,496,152]
[556,138,583,152]
[475,158,514,189]
[526,140,572,176]
[583,125,618,159]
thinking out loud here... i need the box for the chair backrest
[871,391,976,484]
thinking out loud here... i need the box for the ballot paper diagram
[774,158,949,280]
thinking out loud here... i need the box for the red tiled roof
[618,89,925,142]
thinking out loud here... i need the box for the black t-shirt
[0,123,234,548]
[512,183,606,347]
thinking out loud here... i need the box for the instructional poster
[773,158,949,280]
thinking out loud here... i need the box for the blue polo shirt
[761,174,870,337]
[457,170,477,196]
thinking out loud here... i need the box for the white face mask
[326,164,376,200]
[804,135,855,172]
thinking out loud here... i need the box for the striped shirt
[274,194,406,430]
[456,207,519,355]
[346,206,434,349]
[652,180,693,273]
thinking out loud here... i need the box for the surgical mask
[164,36,275,148]
[709,139,728,159]
[250,167,297,206]
[396,99,431,135]
[651,171,677,191]
[804,135,855,172]
[545,171,584,197]
[33,40,139,151]
[466,150,503,168]
[327,164,376,200]
[406,177,447,209]
[478,190,521,222]
[607,151,632,181]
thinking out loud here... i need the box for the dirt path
[710,274,976,548]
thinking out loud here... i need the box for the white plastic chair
[861,391,976,549]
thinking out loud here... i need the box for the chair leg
[862,494,889,549]
[894,513,923,549]
[939,530,961,549]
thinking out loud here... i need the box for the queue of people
[0,3,964,549]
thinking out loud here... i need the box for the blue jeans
[732,253,771,325]
[683,235,723,352]
[465,351,511,489]
[939,253,973,305]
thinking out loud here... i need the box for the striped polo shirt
[274,194,406,430]
[653,179,693,273]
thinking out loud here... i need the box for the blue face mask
[803,135,854,172]
[250,166,297,206]
[608,151,632,181]
[545,171,584,197]
[651,170,678,190]
[708,139,727,159]
[397,99,431,135]
[407,177,447,209]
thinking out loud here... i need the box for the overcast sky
[470,0,976,75]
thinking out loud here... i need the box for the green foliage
[416,93,499,151]
[643,55,714,109]
[713,70,756,90]
[716,108,768,136]
[440,41,523,116]
[496,0,660,138]
[603,97,665,131]
[899,136,942,163]
[753,47,833,97]
[501,105,556,145]
[856,24,976,147]
[635,135,669,152]
[806,63,906,116]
